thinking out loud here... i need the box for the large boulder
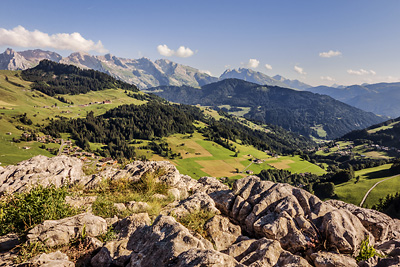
[162,192,220,218]
[171,248,243,267]
[211,176,373,255]
[326,199,400,243]
[0,155,85,193]
[91,213,151,267]
[223,237,311,267]
[27,213,107,247]
[24,251,74,267]
[204,215,242,251]
[310,251,358,267]
[320,209,373,253]
[127,215,214,266]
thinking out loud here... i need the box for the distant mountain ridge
[308,83,400,118]
[0,48,309,90]
[146,78,385,139]
[0,48,218,89]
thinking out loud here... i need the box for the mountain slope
[0,48,217,89]
[308,83,400,117]
[147,79,385,139]
[342,116,400,149]
[273,75,312,90]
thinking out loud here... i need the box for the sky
[1,0,400,86]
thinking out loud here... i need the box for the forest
[21,60,139,96]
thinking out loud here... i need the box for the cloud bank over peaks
[347,69,376,75]
[294,65,306,75]
[0,26,107,53]
[319,50,342,58]
[157,44,194,58]
[264,64,272,70]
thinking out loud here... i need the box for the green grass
[367,121,400,134]
[311,125,327,138]
[335,164,400,207]
[146,133,326,179]
[0,70,148,166]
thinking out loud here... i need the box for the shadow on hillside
[364,169,394,180]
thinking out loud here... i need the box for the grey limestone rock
[310,251,357,267]
[204,215,242,251]
[27,213,107,247]
[24,251,74,267]
[171,248,243,267]
[0,155,85,193]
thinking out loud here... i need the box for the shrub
[176,210,215,240]
[356,237,384,262]
[91,196,119,218]
[0,185,77,235]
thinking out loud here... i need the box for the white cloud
[264,64,272,70]
[157,44,194,58]
[247,58,259,68]
[294,65,306,75]
[0,25,107,53]
[347,69,376,75]
[319,50,342,58]
[157,44,174,57]
[175,46,194,58]
[320,76,335,81]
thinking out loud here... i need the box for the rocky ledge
[0,155,400,266]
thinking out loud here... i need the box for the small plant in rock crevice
[356,236,384,262]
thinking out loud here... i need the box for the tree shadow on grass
[364,169,394,180]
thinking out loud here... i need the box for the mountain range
[3,48,400,118]
[146,79,385,139]
[0,48,307,90]
[309,83,400,118]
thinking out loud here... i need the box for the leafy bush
[0,185,77,235]
[356,237,383,262]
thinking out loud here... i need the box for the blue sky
[1,0,400,86]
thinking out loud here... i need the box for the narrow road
[57,139,65,156]
[359,174,400,207]
[241,162,254,173]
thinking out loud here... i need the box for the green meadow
[335,164,400,208]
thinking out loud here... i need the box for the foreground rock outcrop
[0,155,84,193]
[1,156,400,266]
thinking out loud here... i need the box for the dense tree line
[22,60,138,96]
[372,192,400,219]
[342,117,400,149]
[43,102,198,159]
[200,112,314,155]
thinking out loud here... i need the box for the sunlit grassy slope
[335,164,400,208]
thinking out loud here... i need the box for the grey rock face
[0,155,85,193]
[91,213,151,267]
[171,248,243,267]
[27,213,107,247]
[326,199,400,243]
[25,251,74,267]
[127,215,214,266]
[310,251,358,267]
[162,192,220,218]
[204,215,242,251]
[224,237,311,267]
[212,176,372,254]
